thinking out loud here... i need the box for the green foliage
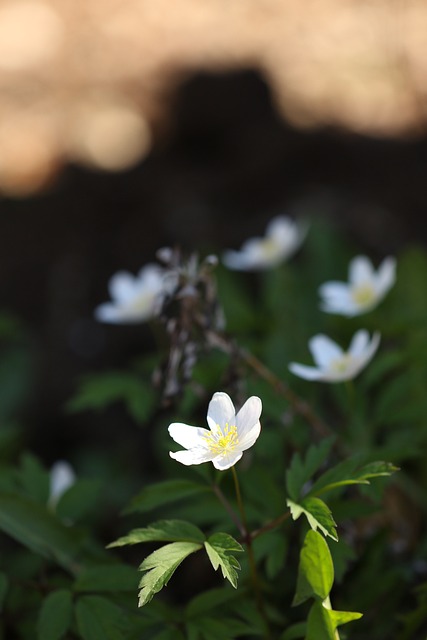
[75,595,130,640]
[204,532,244,589]
[68,370,157,425]
[293,531,362,639]
[126,479,211,514]
[108,519,206,547]
[286,438,336,502]
[138,541,203,606]
[287,497,338,541]
[37,589,73,640]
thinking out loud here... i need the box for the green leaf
[0,571,9,610]
[108,519,205,548]
[286,438,335,501]
[0,491,83,573]
[204,532,243,589]
[293,530,334,606]
[287,497,338,541]
[138,541,203,606]
[67,371,157,425]
[37,589,73,640]
[186,587,241,618]
[126,479,210,514]
[55,479,101,522]
[280,622,306,639]
[75,595,129,640]
[19,453,50,503]
[74,564,138,592]
[306,602,362,640]
[308,460,398,497]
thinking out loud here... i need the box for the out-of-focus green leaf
[287,497,338,541]
[108,519,205,548]
[37,589,73,640]
[292,530,334,606]
[74,564,138,592]
[204,532,243,589]
[186,587,240,618]
[308,460,398,497]
[19,453,50,503]
[55,479,101,522]
[280,622,306,639]
[67,371,157,425]
[0,491,83,573]
[126,479,211,514]
[75,595,129,640]
[138,541,203,606]
[286,438,335,502]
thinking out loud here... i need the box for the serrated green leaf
[0,491,82,573]
[37,589,73,640]
[67,371,156,425]
[293,530,334,606]
[126,479,210,514]
[287,498,338,541]
[204,533,243,589]
[75,595,129,640]
[74,564,138,592]
[138,541,203,606]
[286,438,335,501]
[0,572,9,610]
[308,460,398,497]
[306,602,362,640]
[108,519,205,548]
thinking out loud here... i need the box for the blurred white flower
[168,391,262,471]
[289,330,380,382]
[95,264,167,324]
[222,215,306,271]
[319,255,396,317]
[49,460,76,506]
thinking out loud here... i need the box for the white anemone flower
[222,215,306,271]
[289,330,380,382]
[319,255,396,317]
[49,460,76,506]
[168,392,262,471]
[95,264,167,324]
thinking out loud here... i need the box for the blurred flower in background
[289,330,380,382]
[49,460,76,507]
[222,215,305,270]
[95,265,168,324]
[0,0,426,196]
[319,255,396,316]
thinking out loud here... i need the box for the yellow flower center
[205,423,239,455]
[127,292,155,314]
[259,238,282,259]
[329,354,353,374]
[351,283,376,307]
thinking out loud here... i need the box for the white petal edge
[108,271,137,302]
[169,449,215,466]
[235,396,262,440]
[168,423,211,449]
[376,257,396,297]
[349,255,374,285]
[212,451,243,471]
[207,392,235,431]
[309,334,343,367]
[238,421,261,451]
[348,330,370,357]
[288,362,324,381]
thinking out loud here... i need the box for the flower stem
[231,466,270,636]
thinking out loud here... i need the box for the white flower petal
[238,421,261,451]
[235,396,262,440]
[288,362,324,381]
[376,257,396,297]
[309,334,343,367]
[109,271,137,302]
[348,330,370,357]
[168,423,211,449]
[212,450,243,471]
[207,392,235,431]
[50,461,75,503]
[94,302,137,324]
[349,256,374,285]
[169,449,215,466]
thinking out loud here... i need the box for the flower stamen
[204,422,239,455]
